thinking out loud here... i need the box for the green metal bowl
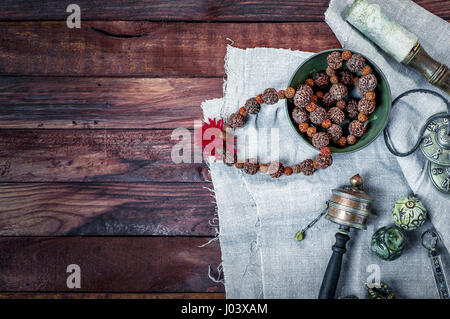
[285,49,392,154]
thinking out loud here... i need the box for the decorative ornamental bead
[349,120,366,137]
[330,83,348,101]
[243,158,259,175]
[306,126,317,138]
[314,154,333,169]
[298,122,309,133]
[239,106,248,117]
[337,136,347,147]
[285,87,296,98]
[292,164,302,174]
[293,85,313,108]
[305,102,318,113]
[320,146,332,157]
[277,90,286,99]
[346,99,359,119]
[228,113,246,128]
[321,118,332,129]
[327,124,343,143]
[358,112,369,123]
[245,98,261,114]
[347,135,357,145]
[361,65,372,76]
[358,99,376,115]
[284,166,293,176]
[262,88,279,104]
[292,107,309,124]
[268,161,284,178]
[255,94,264,104]
[310,107,327,125]
[312,132,330,149]
[339,70,354,86]
[322,92,335,107]
[392,196,427,231]
[365,91,376,101]
[259,163,269,174]
[359,74,378,94]
[371,226,406,261]
[300,159,315,176]
[327,51,343,70]
[327,107,345,125]
[330,75,339,84]
[336,100,346,110]
[347,54,366,72]
[235,160,244,169]
[342,50,352,60]
[316,91,324,99]
[313,72,330,88]
[305,78,315,87]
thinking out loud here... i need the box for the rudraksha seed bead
[336,99,346,110]
[294,84,313,108]
[320,146,332,157]
[292,164,302,174]
[268,161,284,178]
[358,99,376,115]
[327,107,345,125]
[322,92,335,107]
[310,107,327,125]
[327,124,343,143]
[228,113,245,128]
[359,74,378,94]
[284,166,293,176]
[245,97,261,114]
[327,51,343,70]
[315,154,333,169]
[277,90,286,99]
[300,159,315,176]
[358,112,369,123]
[235,160,245,169]
[292,107,309,124]
[347,135,357,145]
[285,87,296,99]
[259,163,269,174]
[346,99,359,119]
[262,88,279,104]
[306,126,317,138]
[347,54,366,72]
[330,83,348,101]
[342,50,352,61]
[313,72,330,88]
[349,120,366,137]
[339,70,354,86]
[243,158,259,175]
[312,132,330,149]
[337,136,347,147]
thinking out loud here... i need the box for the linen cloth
[202,0,450,298]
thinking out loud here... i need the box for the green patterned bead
[371,226,405,261]
[392,196,427,231]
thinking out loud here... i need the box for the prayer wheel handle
[318,228,350,299]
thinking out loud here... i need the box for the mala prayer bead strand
[222,50,378,178]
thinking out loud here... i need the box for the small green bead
[295,231,305,242]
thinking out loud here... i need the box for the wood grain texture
[0,21,340,76]
[0,182,216,236]
[0,292,225,299]
[0,77,222,129]
[0,0,447,21]
[0,129,210,182]
[0,237,223,292]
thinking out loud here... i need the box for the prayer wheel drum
[326,174,373,230]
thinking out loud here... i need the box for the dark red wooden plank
[0,0,447,21]
[0,182,216,236]
[0,77,222,129]
[0,129,209,182]
[0,237,223,292]
[0,21,340,76]
[0,292,225,299]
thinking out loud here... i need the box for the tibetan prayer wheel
[319,174,374,299]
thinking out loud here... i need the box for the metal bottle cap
[326,174,374,230]
[420,115,450,167]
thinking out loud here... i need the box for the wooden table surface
[0,0,447,299]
